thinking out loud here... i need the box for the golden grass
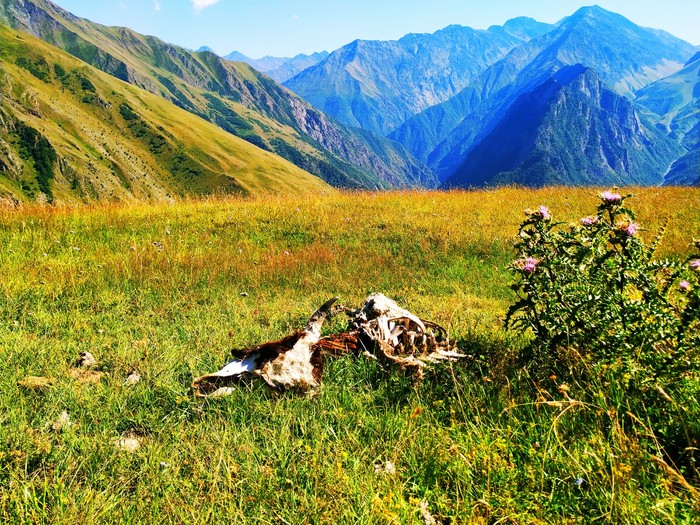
[1,186,699,523]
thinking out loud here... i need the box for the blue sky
[52,0,699,58]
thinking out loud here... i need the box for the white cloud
[191,0,222,13]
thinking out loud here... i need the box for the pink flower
[679,280,690,292]
[580,216,599,226]
[600,191,622,203]
[523,257,538,274]
[690,259,700,271]
[620,222,639,236]
[538,205,551,220]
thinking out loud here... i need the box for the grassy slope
[0,27,330,202]
[1,188,699,523]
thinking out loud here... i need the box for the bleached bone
[350,293,426,332]
[346,294,466,378]
[192,298,337,397]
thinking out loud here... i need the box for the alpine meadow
[1,0,699,523]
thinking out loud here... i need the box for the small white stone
[77,351,98,369]
[115,436,140,453]
[125,371,141,386]
[51,411,72,432]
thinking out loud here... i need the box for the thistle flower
[600,190,622,203]
[623,222,639,236]
[679,280,690,292]
[538,205,551,220]
[580,216,599,226]
[690,259,700,271]
[523,257,538,273]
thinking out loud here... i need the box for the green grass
[1,188,699,523]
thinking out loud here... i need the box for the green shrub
[506,191,700,468]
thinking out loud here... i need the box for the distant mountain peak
[498,16,555,40]
[196,45,215,54]
[224,51,250,62]
[558,5,633,30]
[569,4,615,18]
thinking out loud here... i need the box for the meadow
[1,187,699,524]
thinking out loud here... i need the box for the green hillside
[0,0,434,190]
[0,26,330,202]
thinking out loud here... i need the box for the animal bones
[192,294,466,397]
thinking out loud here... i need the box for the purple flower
[574,477,584,486]
[601,191,622,203]
[690,259,700,271]
[580,216,599,226]
[523,257,538,273]
[680,281,690,292]
[538,205,551,221]
[621,222,639,236]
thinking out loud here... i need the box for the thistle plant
[506,192,700,463]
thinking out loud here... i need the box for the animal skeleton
[192,294,466,397]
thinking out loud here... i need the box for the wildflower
[623,222,639,236]
[574,477,584,486]
[690,259,700,271]
[519,256,538,274]
[580,216,599,226]
[617,222,639,236]
[600,190,622,203]
[538,205,551,220]
[679,280,690,292]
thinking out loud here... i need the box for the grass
[1,187,699,523]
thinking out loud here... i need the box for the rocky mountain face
[443,66,684,188]
[389,5,697,184]
[224,50,329,83]
[0,0,435,190]
[636,52,700,145]
[284,19,553,136]
[636,53,700,186]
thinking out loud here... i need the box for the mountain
[223,51,329,83]
[443,66,684,188]
[664,147,700,186]
[284,19,554,136]
[391,5,697,182]
[636,52,700,145]
[636,52,700,186]
[0,0,434,190]
[0,26,330,202]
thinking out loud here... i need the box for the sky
[51,0,699,58]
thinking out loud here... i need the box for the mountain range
[284,18,555,137]
[0,26,329,201]
[384,5,697,184]
[0,1,698,202]
[223,50,330,83]
[0,0,435,198]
